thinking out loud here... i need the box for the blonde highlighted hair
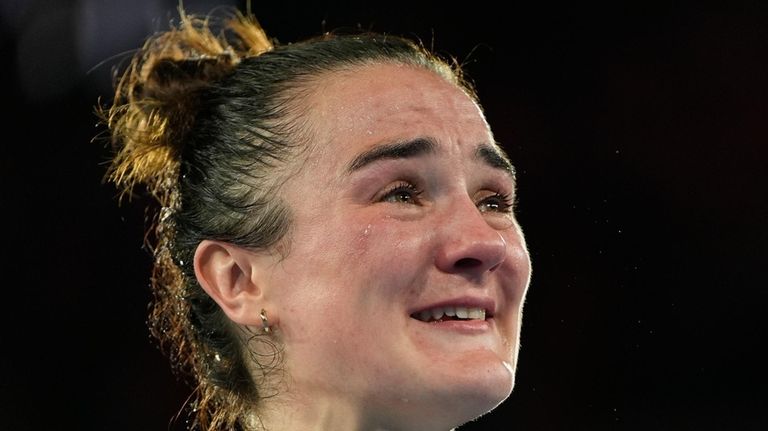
[102,7,272,205]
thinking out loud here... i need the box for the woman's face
[263,63,531,429]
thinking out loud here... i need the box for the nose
[434,200,509,278]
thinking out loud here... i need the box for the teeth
[413,306,487,322]
[431,308,445,320]
[468,308,486,319]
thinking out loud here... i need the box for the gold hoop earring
[260,309,271,334]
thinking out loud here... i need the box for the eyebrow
[475,144,516,179]
[345,137,516,180]
[346,137,437,172]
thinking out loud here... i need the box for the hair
[98,6,475,430]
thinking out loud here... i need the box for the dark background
[2,1,766,430]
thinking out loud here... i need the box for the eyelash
[477,192,516,214]
[379,181,515,213]
[380,182,424,205]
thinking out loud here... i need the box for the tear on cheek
[349,223,374,258]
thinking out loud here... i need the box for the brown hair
[98,6,472,430]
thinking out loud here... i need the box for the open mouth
[410,306,492,323]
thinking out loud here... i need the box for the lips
[409,297,496,323]
[412,306,487,322]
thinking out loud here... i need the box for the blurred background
[1,0,766,430]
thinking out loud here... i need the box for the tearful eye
[380,182,423,205]
[477,192,515,213]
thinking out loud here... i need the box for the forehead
[302,62,493,164]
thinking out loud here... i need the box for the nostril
[454,257,482,269]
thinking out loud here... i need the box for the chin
[384,356,516,431]
[442,362,515,425]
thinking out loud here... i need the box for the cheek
[278,215,411,315]
[348,222,375,260]
[283,215,428,332]
[354,216,435,283]
[341,215,432,281]
[502,219,531,270]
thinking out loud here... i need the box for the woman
[100,7,531,431]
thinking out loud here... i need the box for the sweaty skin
[253,63,532,431]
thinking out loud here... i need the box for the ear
[193,239,269,326]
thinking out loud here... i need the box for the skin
[197,62,532,431]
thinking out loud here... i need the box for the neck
[251,393,460,431]
[253,391,377,431]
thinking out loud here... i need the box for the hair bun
[99,9,273,204]
[142,55,236,97]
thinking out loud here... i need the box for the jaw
[360,350,517,431]
[379,316,519,425]
[268,294,521,430]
